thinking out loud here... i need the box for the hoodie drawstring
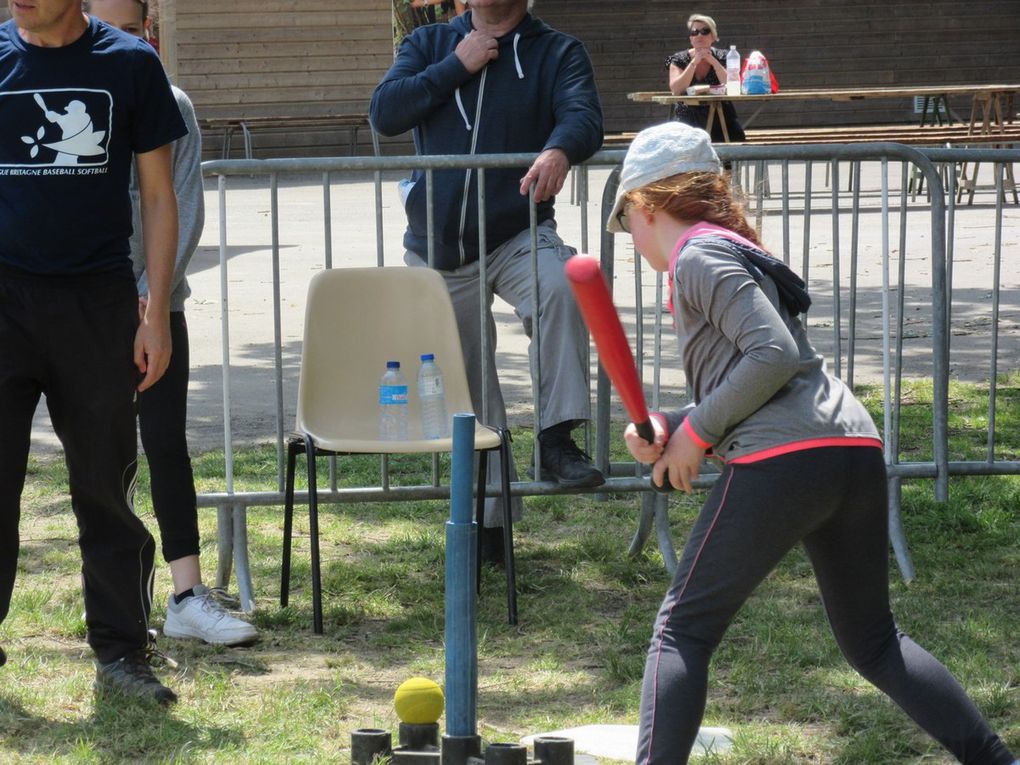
[512,32,524,79]
[452,25,523,263]
[454,88,472,131]
[458,67,488,265]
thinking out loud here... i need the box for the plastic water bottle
[379,361,408,440]
[726,45,741,96]
[417,353,448,439]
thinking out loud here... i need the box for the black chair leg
[474,450,488,596]
[281,438,300,607]
[498,429,518,625]
[305,434,324,635]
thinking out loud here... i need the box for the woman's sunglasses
[689,28,712,37]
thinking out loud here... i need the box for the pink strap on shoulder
[667,221,765,315]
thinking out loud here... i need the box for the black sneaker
[95,647,177,706]
[529,425,605,489]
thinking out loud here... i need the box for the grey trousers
[405,223,592,525]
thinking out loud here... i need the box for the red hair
[625,172,765,250]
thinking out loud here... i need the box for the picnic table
[627,84,1019,143]
[625,84,1020,203]
[197,113,372,160]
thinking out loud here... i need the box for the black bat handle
[635,419,673,494]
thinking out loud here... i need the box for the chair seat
[304,423,503,454]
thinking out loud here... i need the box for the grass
[1,375,1018,764]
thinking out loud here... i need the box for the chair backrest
[296,267,476,449]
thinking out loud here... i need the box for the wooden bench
[743,123,1020,146]
[198,114,372,160]
[603,122,1020,149]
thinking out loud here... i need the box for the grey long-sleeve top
[665,229,880,462]
[130,85,204,312]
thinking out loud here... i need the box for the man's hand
[134,307,171,392]
[652,427,707,493]
[519,148,569,202]
[455,30,498,74]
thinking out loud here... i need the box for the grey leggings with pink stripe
[636,446,1015,764]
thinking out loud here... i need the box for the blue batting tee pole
[445,413,478,737]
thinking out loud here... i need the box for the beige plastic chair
[280,267,516,633]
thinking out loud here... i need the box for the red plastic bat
[565,254,670,492]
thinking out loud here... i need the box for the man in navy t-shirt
[0,0,186,705]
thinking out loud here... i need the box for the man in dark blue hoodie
[371,0,605,552]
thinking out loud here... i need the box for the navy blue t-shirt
[0,17,187,276]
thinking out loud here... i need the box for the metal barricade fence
[193,144,1018,611]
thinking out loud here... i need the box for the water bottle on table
[417,353,448,439]
[379,360,408,440]
[726,45,741,96]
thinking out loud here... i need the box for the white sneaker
[163,584,258,646]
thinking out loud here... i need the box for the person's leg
[0,277,45,657]
[42,279,156,665]
[404,251,523,531]
[497,226,591,428]
[26,275,174,704]
[167,556,202,598]
[405,252,507,430]
[0,384,37,657]
[138,312,256,645]
[804,448,1016,765]
[486,224,602,487]
[139,312,200,576]
[637,456,826,763]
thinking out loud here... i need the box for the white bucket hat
[606,122,721,233]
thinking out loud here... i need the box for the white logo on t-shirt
[1,89,112,168]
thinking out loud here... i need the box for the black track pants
[0,270,154,664]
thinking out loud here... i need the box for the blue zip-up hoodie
[370,12,603,270]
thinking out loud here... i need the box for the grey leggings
[637,446,1015,765]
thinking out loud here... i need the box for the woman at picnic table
[608,120,1019,765]
[665,13,746,143]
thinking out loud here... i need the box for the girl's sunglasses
[689,28,712,37]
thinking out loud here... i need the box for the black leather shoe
[529,425,605,489]
[95,648,177,706]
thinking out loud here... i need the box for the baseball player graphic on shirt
[5,89,110,168]
[26,92,106,165]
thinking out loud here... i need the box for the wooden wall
[167,0,394,158]
[5,3,1020,155]
[0,2,396,158]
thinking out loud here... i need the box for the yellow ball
[393,676,445,724]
